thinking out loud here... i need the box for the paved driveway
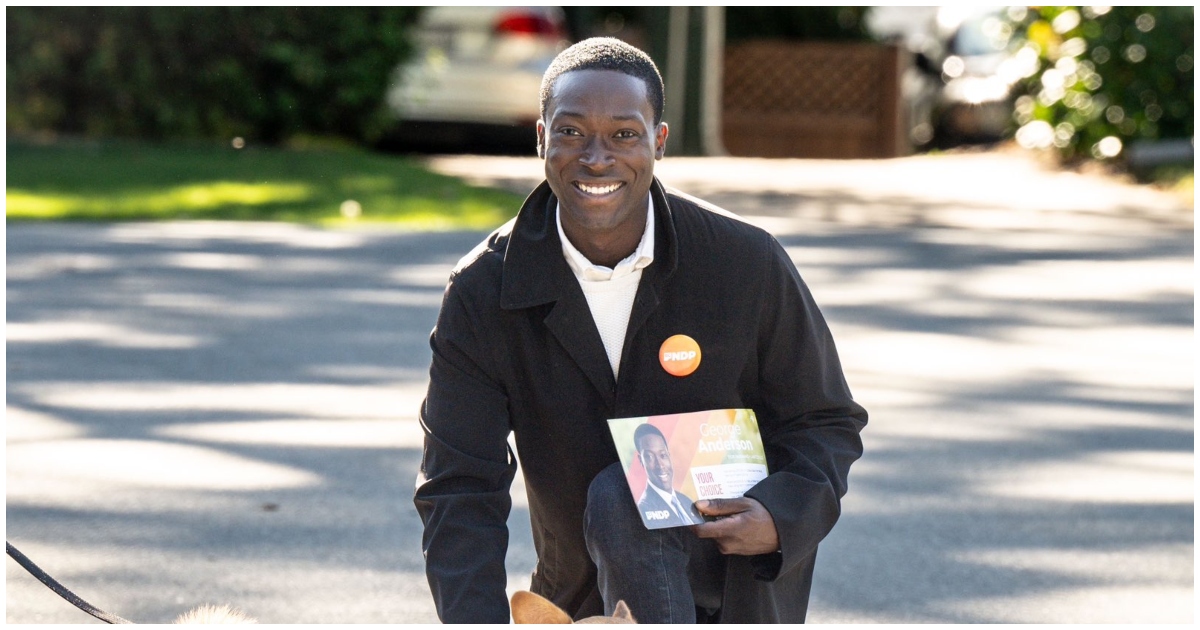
[6,151,1192,623]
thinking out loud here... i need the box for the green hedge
[1010,6,1193,161]
[7,7,421,144]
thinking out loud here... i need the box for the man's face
[637,433,674,492]
[537,69,667,240]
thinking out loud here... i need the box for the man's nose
[579,136,615,169]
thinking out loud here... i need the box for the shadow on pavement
[6,165,1192,622]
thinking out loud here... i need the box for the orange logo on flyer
[659,334,701,377]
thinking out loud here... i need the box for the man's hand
[691,497,780,555]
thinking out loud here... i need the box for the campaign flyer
[607,408,769,530]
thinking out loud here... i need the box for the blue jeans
[584,462,726,623]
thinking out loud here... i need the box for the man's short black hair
[540,37,665,125]
[633,423,667,452]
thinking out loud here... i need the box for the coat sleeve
[741,235,868,580]
[413,276,517,623]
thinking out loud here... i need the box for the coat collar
[500,178,679,310]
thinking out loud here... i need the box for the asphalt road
[6,151,1193,623]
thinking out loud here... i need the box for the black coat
[415,178,867,623]
[638,485,704,527]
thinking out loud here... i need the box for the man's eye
[558,128,582,136]
[616,130,639,139]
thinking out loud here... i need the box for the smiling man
[415,38,866,624]
[634,423,702,527]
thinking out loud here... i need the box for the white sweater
[556,197,655,378]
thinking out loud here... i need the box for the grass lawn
[6,139,526,229]
[1151,165,1194,208]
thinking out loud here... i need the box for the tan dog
[511,590,636,624]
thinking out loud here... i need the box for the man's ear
[654,122,669,160]
[536,120,546,159]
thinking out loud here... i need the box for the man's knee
[584,462,642,555]
[586,462,631,516]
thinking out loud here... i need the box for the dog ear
[511,590,572,624]
[173,604,256,624]
[611,600,635,623]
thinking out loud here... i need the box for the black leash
[6,541,133,624]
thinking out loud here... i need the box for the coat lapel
[617,180,679,380]
[544,286,617,403]
[500,181,617,405]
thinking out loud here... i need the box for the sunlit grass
[7,182,313,218]
[1144,165,1194,209]
[1163,173,1193,208]
[6,139,524,229]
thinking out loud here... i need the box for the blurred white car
[934,6,1030,143]
[866,6,1026,148]
[387,6,570,128]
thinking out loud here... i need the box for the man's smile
[574,181,625,196]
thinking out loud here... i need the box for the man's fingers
[691,513,743,552]
[690,497,781,556]
[695,497,751,516]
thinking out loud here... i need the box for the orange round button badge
[659,334,701,377]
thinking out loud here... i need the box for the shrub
[7,7,421,144]
[1009,6,1193,162]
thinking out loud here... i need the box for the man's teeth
[577,182,622,195]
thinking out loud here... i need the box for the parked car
[384,6,570,152]
[866,6,1026,149]
[932,6,1028,145]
